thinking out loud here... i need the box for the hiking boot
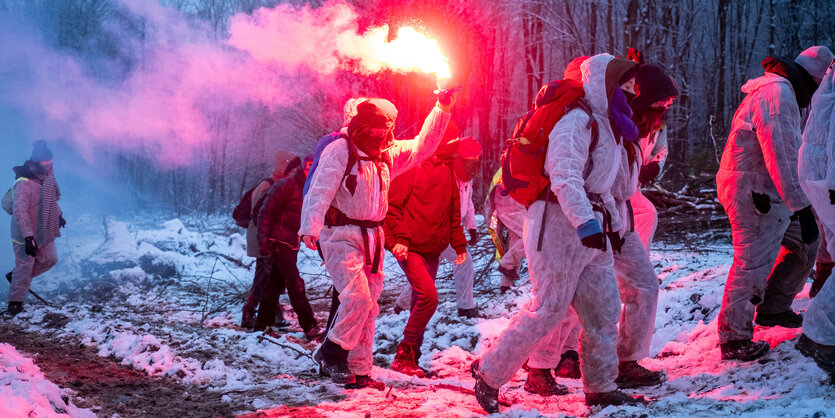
[391,341,425,378]
[499,286,510,294]
[5,270,11,283]
[554,350,581,379]
[314,339,355,384]
[274,309,291,328]
[2,302,23,318]
[720,339,770,361]
[471,360,500,414]
[755,310,803,328]
[796,333,835,379]
[524,368,568,396]
[498,265,519,281]
[240,314,256,330]
[585,390,647,407]
[458,308,481,319]
[615,361,666,388]
[345,375,386,390]
[304,325,322,341]
[394,305,405,314]
[811,262,834,297]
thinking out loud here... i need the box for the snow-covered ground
[1,214,833,417]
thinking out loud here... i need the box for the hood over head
[582,54,637,117]
[453,136,481,182]
[273,150,300,179]
[434,120,460,160]
[563,56,590,82]
[348,98,398,158]
[795,46,835,82]
[762,55,818,108]
[605,58,639,100]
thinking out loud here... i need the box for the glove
[468,228,478,246]
[59,215,66,228]
[638,161,661,185]
[751,191,771,214]
[607,231,625,254]
[24,236,38,257]
[795,206,820,244]
[577,219,606,251]
[829,190,835,205]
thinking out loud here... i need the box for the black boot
[796,333,835,380]
[457,308,481,319]
[585,390,647,407]
[2,302,23,318]
[811,262,834,297]
[720,339,770,361]
[314,338,355,384]
[471,360,500,414]
[345,375,385,390]
[240,313,256,330]
[524,368,568,396]
[615,361,666,388]
[755,310,802,328]
[274,307,290,328]
[554,350,581,379]
[5,270,11,283]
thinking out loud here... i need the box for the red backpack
[500,79,598,207]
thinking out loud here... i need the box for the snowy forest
[2,0,835,417]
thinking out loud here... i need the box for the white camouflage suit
[395,177,476,311]
[716,72,819,344]
[477,54,625,394]
[300,106,450,375]
[800,62,835,346]
[492,185,527,288]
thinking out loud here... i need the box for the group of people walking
[7,42,835,414]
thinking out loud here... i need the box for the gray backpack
[2,178,28,215]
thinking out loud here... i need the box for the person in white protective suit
[797,57,835,381]
[492,181,528,291]
[393,134,482,318]
[716,46,833,361]
[471,54,646,413]
[540,61,679,390]
[300,95,455,388]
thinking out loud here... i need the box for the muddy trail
[0,319,252,418]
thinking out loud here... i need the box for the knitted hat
[455,136,482,159]
[795,46,835,82]
[273,150,300,177]
[631,63,679,117]
[30,140,53,163]
[563,56,590,82]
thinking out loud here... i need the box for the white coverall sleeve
[646,128,669,171]
[547,112,597,229]
[755,84,810,211]
[299,140,349,238]
[460,179,477,231]
[389,107,451,178]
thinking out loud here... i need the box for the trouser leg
[805,223,835,345]
[441,245,475,309]
[273,247,318,332]
[717,194,789,344]
[613,231,660,361]
[395,285,412,311]
[255,256,284,330]
[758,218,819,314]
[399,253,440,349]
[10,242,58,303]
[631,190,658,251]
[243,256,272,318]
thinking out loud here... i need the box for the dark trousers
[242,256,272,319]
[256,246,318,332]
[398,252,440,348]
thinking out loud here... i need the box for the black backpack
[232,178,274,227]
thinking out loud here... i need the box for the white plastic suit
[800,62,835,346]
[300,105,450,375]
[716,72,818,344]
[477,54,626,394]
[632,127,668,250]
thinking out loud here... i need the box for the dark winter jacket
[383,154,468,259]
[257,168,306,254]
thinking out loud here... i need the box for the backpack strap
[567,98,599,177]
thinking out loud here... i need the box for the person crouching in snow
[391,131,483,319]
[797,58,835,381]
[716,46,833,361]
[471,54,645,413]
[300,95,456,388]
[384,123,468,377]
[256,154,319,339]
[4,141,64,318]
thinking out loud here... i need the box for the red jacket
[384,155,468,259]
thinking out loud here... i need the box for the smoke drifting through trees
[0,0,834,215]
